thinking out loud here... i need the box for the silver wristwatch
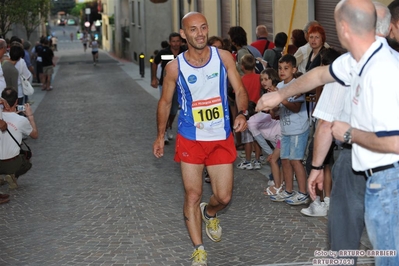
[343,127,353,144]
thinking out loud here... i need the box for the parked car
[67,19,76,26]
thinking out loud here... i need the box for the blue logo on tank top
[206,73,218,80]
[187,75,197,84]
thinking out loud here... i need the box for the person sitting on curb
[0,88,38,190]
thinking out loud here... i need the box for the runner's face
[181,15,209,50]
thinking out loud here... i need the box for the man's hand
[256,91,282,112]
[151,78,158,89]
[331,121,351,142]
[0,120,7,131]
[233,115,247,132]
[307,169,325,200]
[153,137,165,158]
[24,103,33,117]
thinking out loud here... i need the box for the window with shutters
[315,0,343,51]
[256,0,273,41]
[197,0,203,13]
[220,0,231,39]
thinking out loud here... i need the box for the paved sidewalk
[0,33,374,265]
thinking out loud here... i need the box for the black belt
[364,161,399,177]
[341,143,352,149]
[0,155,19,162]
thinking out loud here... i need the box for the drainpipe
[236,0,240,25]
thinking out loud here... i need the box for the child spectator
[237,54,262,170]
[207,36,223,49]
[270,54,310,205]
[247,68,282,195]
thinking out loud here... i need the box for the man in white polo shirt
[257,0,399,265]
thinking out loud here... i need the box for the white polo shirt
[312,82,351,124]
[330,37,399,171]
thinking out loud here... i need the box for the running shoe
[270,190,295,202]
[285,191,310,205]
[200,202,222,242]
[191,246,207,266]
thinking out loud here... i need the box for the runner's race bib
[192,96,224,130]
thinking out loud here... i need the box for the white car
[67,19,76,26]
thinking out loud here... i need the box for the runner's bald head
[181,12,206,30]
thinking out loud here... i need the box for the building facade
[109,0,392,66]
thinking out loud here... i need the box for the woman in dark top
[305,25,326,72]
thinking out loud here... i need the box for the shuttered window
[221,0,231,39]
[315,0,342,50]
[196,0,203,13]
[256,0,273,40]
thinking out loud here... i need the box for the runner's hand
[233,115,247,132]
[153,137,165,158]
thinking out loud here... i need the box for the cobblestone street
[0,26,374,266]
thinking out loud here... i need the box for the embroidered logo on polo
[187,75,197,84]
[352,84,360,105]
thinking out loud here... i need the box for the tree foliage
[15,0,51,40]
[70,3,86,17]
[0,0,20,37]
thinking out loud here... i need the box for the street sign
[85,8,91,15]
[84,21,90,28]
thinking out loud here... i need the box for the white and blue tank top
[176,46,231,141]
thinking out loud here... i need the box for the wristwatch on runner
[238,110,249,120]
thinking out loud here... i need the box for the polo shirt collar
[353,37,383,76]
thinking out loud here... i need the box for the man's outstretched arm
[256,65,335,112]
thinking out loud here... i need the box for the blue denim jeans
[365,162,399,266]
[280,129,309,160]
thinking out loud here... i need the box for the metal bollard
[139,53,145,78]
[149,56,154,79]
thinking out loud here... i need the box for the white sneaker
[300,196,328,216]
[270,190,296,202]
[164,133,169,145]
[253,160,262,170]
[324,196,330,210]
[285,191,310,205]
[167,128,174,140]
[259,155,267,164]
[237,161,253,170]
